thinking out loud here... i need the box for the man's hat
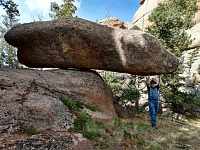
[150,78,157,84]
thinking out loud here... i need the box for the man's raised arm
[147,75,150,87]
[158,75,162,86]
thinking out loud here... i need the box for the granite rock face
[187,23,200,49]
[133,0,200,48]
[5,17,178,75]
[0,68,116,134]
[132,0,169,30]
[195,0,200,23]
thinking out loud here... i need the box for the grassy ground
[88,115,200,150]
[60,97,200,149]
[138,117,199,149]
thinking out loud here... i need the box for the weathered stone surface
[133,0,200,51]
[195,0,200,23]
[0,68,116,135]
[0,68,116,149]
[133,0,200,29]
[99,17,126,29]
[132,0,169,30]
[187,23,200,49]
[5,17,178,75]
[0,131,93,150]
[133,0,200,98]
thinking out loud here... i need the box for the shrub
[59,95,97,111]
[18,125,38,136]
[72,112,106,139]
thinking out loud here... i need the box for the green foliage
[0,0,19,18]
[185,48,200,74]
[131,25,141,30]
[127,121,152,132]
[18,125,38,136]
[161,87,200,106]
[147,0,197,54]
[71,113,158,149]
[101,71,121,93]
[73,112,92,132]
[198,64,200,75]
[120,85,141,113]
[59,96,105,139]
[101,71,142,113]
[0,0,22,68]
[147,0,199,117]
[161,87,200,117]
[106,118,151,148]
[72,112,106,139]
[95,140,109,149]
[59,95,97,111]
[122,85,140,101]
[49,0,77,20]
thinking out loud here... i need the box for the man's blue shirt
[147,85,160,100]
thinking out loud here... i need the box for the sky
[0,0,140,23]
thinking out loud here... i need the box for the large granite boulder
[0,68,116,134]
[0,68,116,149]
[5,17,178,75]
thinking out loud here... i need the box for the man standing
[147,75,161,129]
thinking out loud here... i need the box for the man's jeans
[148,100,159,127]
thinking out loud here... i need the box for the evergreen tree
[49,0,77,20]
[146,0,199,117]
[0,0,21,68]
[147,0,197,55]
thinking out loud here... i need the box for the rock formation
[0,68,116,131]
[132,0,169,30]
[133,1,200,78]
[133,0,200,98]
[195,0,200,23]
[187,23,200,49]
[0,67,117,148]
[133,0,200,31]
[5,17,178,75]
[0,68,116,149]
[99,17,126,29]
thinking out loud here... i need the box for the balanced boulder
[5,17,178,75]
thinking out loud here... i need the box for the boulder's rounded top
[4,17,178,75]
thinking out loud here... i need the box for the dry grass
[133,116,200,150]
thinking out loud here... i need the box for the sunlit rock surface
[5,17,178,75]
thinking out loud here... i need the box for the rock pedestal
[0,68,116,133]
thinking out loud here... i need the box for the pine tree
[49,0,77,20]
[147,0,197,55]
[0,0,21,68]
[146,0,199,117]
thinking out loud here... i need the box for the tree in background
[147,0,197,55]
[49,0,77,20]
[147,0,199,118]
[0,0,21,68]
